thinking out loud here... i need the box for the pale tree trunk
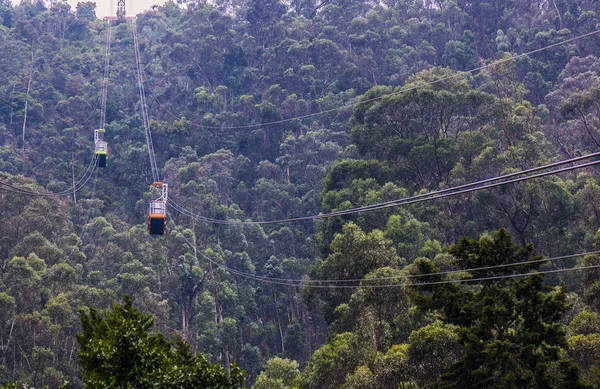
[22,48,34,153]
[224,345,230,376]
[274,291,285,354]
[71,154,77,203]
[303,309,311,362]
[551,0,563,29]
[192,219,198,261]
[9,83,15,132]
[2,318,15,365]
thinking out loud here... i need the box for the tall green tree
[77,296,245,389]
[409,229,590,389]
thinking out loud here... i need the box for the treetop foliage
[1,0,600,387]
[77,296,245,388]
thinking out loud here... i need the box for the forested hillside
[1,0,600,387]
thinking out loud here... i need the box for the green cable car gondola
[95,129,108,167]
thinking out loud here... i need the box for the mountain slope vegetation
[1,0,600,387]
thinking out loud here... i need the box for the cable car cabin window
[149,201,166,215]
[95,141,108,153]
[95,141,108,168]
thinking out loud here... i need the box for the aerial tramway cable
[0,21,112,287]
[130,18,168,234]
[196,251,600,289]
[95,21,112,168]
[169,217,600,289]
[0,21,113,197]
[217,260,600,289]
[100,19,112,130]
[168,152,600,225]
[0,155,97,197]
[1,168,100,289]
[132,19,160,183]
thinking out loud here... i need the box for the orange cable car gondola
[148,182,168,235]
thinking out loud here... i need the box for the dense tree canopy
[410,229,589,388]
[77,296,245,388]
[0,0,599,387]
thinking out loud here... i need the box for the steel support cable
[0,97,44,122]
[195,252,600,289]
[173,227,600,289]
[235,261,600,289]
[100,20,112,129]
[306,160,600,219]
[150,29,600,130]
[0,153,97,197]
[0,153,96,196]
[132,20,155,175]
[132,19,160,183]
[169,213,600,287]
[169,153,599,223]
[0,167,94,196]
[193,238,600,285]
[1,167,99,288]
[0,23,110,197]
[192,230,600,284]
[64,152,98,192]
[0,183,41,195]
[0,22,110,199]
[167,154,600,225]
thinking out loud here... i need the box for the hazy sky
[81,0,171,17]
[12,0,171,17]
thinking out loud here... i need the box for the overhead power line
[150,28,600,130]
[168,152,600,225]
